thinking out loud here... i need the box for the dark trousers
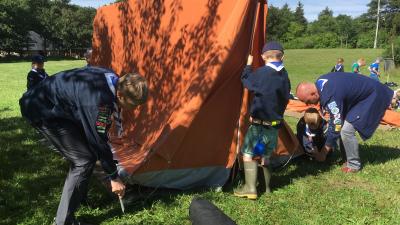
[36,119,96,225]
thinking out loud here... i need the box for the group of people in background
[331,56,383,81]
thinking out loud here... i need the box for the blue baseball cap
[31,55,45,63]
[262,41,284,54]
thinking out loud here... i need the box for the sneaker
[341,166,359,173]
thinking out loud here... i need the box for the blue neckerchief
[270,61,283,67]
[111,76,119,88]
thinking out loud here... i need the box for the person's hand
[111,178,126,198]
[247,55,253,65]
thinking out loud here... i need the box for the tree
[266,3,294,42]
[336,15,356,48]
[294,1,307,31]
[0,0,31,53]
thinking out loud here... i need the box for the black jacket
[20,67,119,177]
[27,69,49,89]
[241,64,291,123]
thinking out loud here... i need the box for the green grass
[1,50,400,225]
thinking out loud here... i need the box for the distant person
[84,49,93,67]
[234,41,290,199]
[296,108,328,161]
[368,57,382,81]
[27,54,49,90]
[296,72,396,173]
[351,58,366,74]
[331,58,344,72]
[20,67,148,225]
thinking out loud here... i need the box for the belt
[249,117,281,126]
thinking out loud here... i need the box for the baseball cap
[262,41,284,54]
[31,55,45,63]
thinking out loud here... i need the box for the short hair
[84,49,92,59]
[262,50,284,60]
[337,58,344,63]
[118,73,148,106]
[304,108,322,128]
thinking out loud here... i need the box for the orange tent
[92,0,301,189]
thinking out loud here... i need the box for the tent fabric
[286,100,400,128]
[92,0,300,189]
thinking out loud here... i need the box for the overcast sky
[71,0,370,21]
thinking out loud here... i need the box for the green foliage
[266,1,400,51]
[0,0,96,53]
[384,36,400,65]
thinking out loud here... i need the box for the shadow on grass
[0,117,68,224]
[271,144,400,191]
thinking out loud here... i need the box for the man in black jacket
[20,67,148,225]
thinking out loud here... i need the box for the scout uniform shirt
[241,61,291,124]
[20,67,122,178]
[315,72,393,147]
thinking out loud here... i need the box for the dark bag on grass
[189,199,237,225]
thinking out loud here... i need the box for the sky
[71,0,370,22]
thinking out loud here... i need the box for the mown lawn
[0,49,399,225]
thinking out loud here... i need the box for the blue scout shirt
[316,72,393,147]
[20,67,122,178]
[241,62,291,123]
[369,62,380,80]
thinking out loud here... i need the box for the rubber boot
[234,161,258,200]
[262,166,271,194]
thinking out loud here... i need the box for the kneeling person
[296,108,328,161]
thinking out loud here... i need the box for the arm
[81,105,126,196]
[241,55,256,91]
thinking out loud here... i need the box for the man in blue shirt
[296,72,394,173]
[368,57,382,81]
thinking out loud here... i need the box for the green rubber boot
[234,161,258,200]
[262,166,271,194]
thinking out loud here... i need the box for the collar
[266,62,284,71]
[305,124,316,137]
[104,73,119,96]
[316,79,328,92]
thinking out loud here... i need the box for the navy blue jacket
[27,68,49,90]
[241,63,291,123]
[316,72,393,147]
[20,67,119,177]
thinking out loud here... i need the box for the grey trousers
[340,121,361,170]
[37,119,96,225]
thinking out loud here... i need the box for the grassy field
[0,49,399,225]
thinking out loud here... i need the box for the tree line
[0,0,96,56]
[266,0,400,63]
[0,0,399,63]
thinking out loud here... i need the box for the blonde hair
[337,58,344,64]
[118,72,148,105]
[262,50,284,60]
[304,108,322,128]
[358,58,366,66]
